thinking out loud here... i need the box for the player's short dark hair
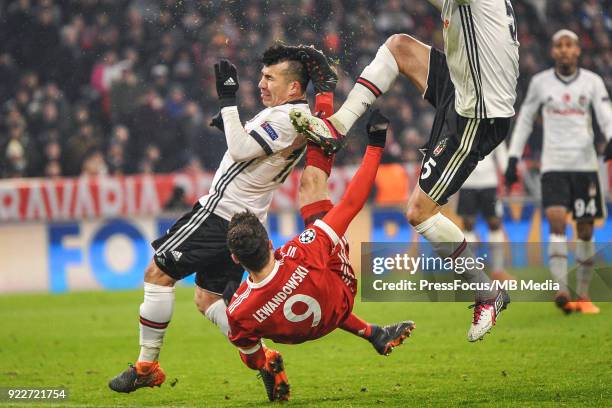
[261,44,309,91]
[227,210,271,272]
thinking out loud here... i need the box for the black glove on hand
[296,45,338,93]
[214,59,239,107]
[505,157,519,187]
[604,139,612,162]
[209,111,224,133]
[366,109,389,148]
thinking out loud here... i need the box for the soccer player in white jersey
[506,30,612,315]
[456,143,509,280]
[108,44,340,392]
[290,0,519,341]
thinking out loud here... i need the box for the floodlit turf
[1,289,610,407]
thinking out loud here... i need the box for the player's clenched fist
[366,109,389,148]
[214,59,239,107]
[504,157,519,187]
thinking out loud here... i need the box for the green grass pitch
[1,289,610,407]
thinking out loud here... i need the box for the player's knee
[144,260,175,287]
[298,167,328,207]
[463,217,476,231]
[194,288,219,316]
[487,217,502,231]
[576,224,593,241]
[406,202,428,227]
[385,34,414,58]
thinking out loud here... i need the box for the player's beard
[556,62,577,76]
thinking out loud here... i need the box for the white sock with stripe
[415,212,496,300]
[330,44,399,134]
[575,238,595,299]
[138,282,175,362]
[548,234,568,293]
[205,299,231,337]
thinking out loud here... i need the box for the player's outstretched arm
[213,60,270,162]
[322,110,388,237]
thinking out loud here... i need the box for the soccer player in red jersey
[225,110,415,401]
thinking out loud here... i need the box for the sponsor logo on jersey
[433,137,448,157]
[261,122,279,141]
[299,229,316,244]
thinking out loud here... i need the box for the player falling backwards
[108,44,411,394]
[506,29,612,315]
[290,0,519,341]
[226,110,414,402]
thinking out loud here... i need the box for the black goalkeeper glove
[604,139,612,162]
[209,111,224,133]
[366,109,389,148]
[214,59,239,108]
[504,157,519,187]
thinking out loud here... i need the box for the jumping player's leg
[329,34,430,135]
[290,35,430,144]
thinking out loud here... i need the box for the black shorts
[457,187,502,219]
[419,48,510,205]
[541,171,606,221]
[151,203,244,294]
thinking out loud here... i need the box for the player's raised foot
[108,361,166,393]
[467,289,510,342]
[289,109,343,156]
[554,291,574,315]
[258,349,290,401]
[574,297,600,314]
[369,321,416,356]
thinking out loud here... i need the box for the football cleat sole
[289,109,343,156]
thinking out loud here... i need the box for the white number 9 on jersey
[283,294,321,327]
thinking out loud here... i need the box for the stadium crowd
[0,0,610,179]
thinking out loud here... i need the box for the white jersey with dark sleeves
[442,0,519,119]
[198,101,309,223]
[509,68,612,172]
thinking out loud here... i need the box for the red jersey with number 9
[227,220,355,350]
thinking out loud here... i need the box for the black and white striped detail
[428,118,480,203]
[155,159,255,255]
[249,130,273,156]
[459,5,487,119]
